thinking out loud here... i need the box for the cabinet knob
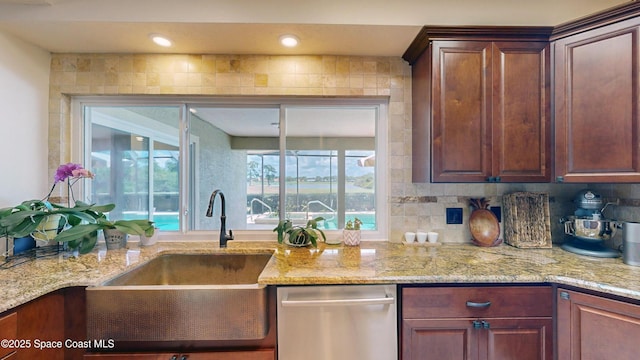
[556,176,565,183]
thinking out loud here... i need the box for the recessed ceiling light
[279,34,299,48]
[149,34,172,47]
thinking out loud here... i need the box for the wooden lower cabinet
[83,349,275,360]
[0,288,85,360]
[0,312,17,359]
[557,288,640,360]
[402,285,553,360]
[12,289,65,360]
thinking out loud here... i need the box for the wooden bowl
[469,209,500,247]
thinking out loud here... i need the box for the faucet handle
[228,229,234,240]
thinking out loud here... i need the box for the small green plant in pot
[273,217,327,247]
[343,218,363,246]
[55,216,155,251]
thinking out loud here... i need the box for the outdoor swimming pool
[124,212,376,231]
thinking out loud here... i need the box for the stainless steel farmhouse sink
[86,253,272,342]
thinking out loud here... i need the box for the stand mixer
[560,190,620,258]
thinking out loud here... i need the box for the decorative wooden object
[469,198,502,247]
[502,192,552,248]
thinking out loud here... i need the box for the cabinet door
[431,40,493,182]
[84,350,275,360]
[402,319,477,360]
[557,289,640,360]
[17,290,65,360]
[481,318,553,360]
[554,19,640,182]
[492,42,551,182]
[0,312,17,359]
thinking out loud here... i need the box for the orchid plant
[0,163,153,255]
[45,162,95,207]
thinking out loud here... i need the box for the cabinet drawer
[402,286,552,318]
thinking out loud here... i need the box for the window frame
[72,96,388,241]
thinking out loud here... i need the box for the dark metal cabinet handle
[466,301,491,308]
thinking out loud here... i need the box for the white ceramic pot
[103,228,128,250]
[343,229,361,246]
[32,214,63,244]
[139,228,159,246]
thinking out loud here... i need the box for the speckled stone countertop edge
[2,240,640,313]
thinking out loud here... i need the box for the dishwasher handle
[281,295,395,307]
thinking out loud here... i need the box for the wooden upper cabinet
[554,17,640,183]
[405,27,552,183]
[431,40,493,182]
[492,41,551,182]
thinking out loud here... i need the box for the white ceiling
[192,106,376,137]
[0,0,630,56]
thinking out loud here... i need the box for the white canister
[623,222,640,266]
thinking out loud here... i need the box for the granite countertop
[2,240,640,313]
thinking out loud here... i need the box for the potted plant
[55,216,155,251]
[0,163,155,254]
[0,199,114,253]
[273,217,327,247]
[343,218,363,246]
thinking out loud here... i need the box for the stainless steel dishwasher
[277,284,397,360]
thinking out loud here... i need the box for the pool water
[124,212,376,231]
[123,213,179,231]
[324,213,376,230]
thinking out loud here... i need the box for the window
[83,105,181,231]
[76,97,387,240]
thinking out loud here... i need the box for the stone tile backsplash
[48,53,639,244]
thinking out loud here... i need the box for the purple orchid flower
[45,163,95,205]
[54,163,94,183]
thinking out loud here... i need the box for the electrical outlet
[446,207,463,224]
[490,206,501,223]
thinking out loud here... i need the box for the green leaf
[0,210,44,228]
[273,220,292,243]
[1,213,46,238]
[90,203,116,213]
[113,220,152,236]
[66,230,98,254]
[54,223,102,243]
[114,224,143,236]
[78,231,98,254]
[11,217,44,238]
[63,212,94,225]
